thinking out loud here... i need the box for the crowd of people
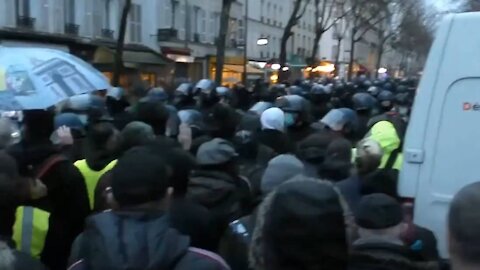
[0,76,476,270]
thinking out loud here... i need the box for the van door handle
[405,149,424,164]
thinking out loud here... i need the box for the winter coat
[68,211,230,270]
[188,170,251,249]
[8,141,90,270]
[349,238,439,270]
[188,170,250,222]
[0,239,46,270]
[168,197,217,251]
[257,129,294,155]
[287,124,317,146]
[219,209,259,270]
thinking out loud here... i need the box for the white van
[399,12,480,258]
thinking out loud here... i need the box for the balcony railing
[64,23,80,35]
[16,16,36,29]
[101,28,114,39]
[157,28,177,42]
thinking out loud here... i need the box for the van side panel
[401,13,480,258]
[398,16,453,198]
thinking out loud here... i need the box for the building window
[238,19,244,44]
[266,2,271,23]
[272,37,277,57]
[209,12,215,43]
[260,0,264,22]
[178,4,185,40]
[104,0,113,29]
[129,4,142,42]
[164,0,172,27]
[64,0,75,23]
[200,9,206,42]
[332,45,338,61]
[16,0,31,17]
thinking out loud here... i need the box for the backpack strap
[385,148,400,170]
[188,247,231,270]
[35,155,68,179]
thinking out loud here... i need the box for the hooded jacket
[367,121,403,170]
[8,141,90,270]
[188,170,249,224]
[250,178,349,270]
[68,211,230,270]
[349,237,439,270]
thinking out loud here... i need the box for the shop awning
[224,64,264,74]
[93,46,170,66]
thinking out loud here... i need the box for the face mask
[284,113,296,127]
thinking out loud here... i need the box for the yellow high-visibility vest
[12,206,50,259]
[74,159,117,209]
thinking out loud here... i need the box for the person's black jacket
[8,141,90,270]
[287,124,317,145]
[219,208,259,270]
[168,197,217,251]
[349,241,438,270]
[257,129,294,155]
[68,211,230,270]
[0,239,46,270]
[187,169,251,249]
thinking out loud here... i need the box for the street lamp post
[242,0,249,85]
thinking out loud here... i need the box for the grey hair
[249,176,354,270]
[449,182,480,265]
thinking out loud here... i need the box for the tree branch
[295,0,312,21]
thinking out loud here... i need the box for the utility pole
[242,0,249,85]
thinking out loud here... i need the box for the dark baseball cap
[355,193,403,229]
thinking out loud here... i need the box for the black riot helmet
[248,101,273,116]
[178,109,205,138]
[275,95,312,126]
[173,83,196,109]
[352,92,376,112]
[195,79,216,94]
[288,85,304,96]
[196,79,218,108]
[144,87,168,103]
[377,90,395,111]
[215,86,233,104]
[310,84,330,104]
[367,86,381,97]
[396,85,408,93]
[270,84,287,99]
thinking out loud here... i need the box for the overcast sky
[425,0,464,11]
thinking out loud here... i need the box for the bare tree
[346,0,388,80]
[393,0,434,75]
[309,0,349,66]
[279,0,312,82]
[462,0,480,11]
[215,0,234,84]
[333,17,350,76]
[112,0,132,87]
[374,1,399,77]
